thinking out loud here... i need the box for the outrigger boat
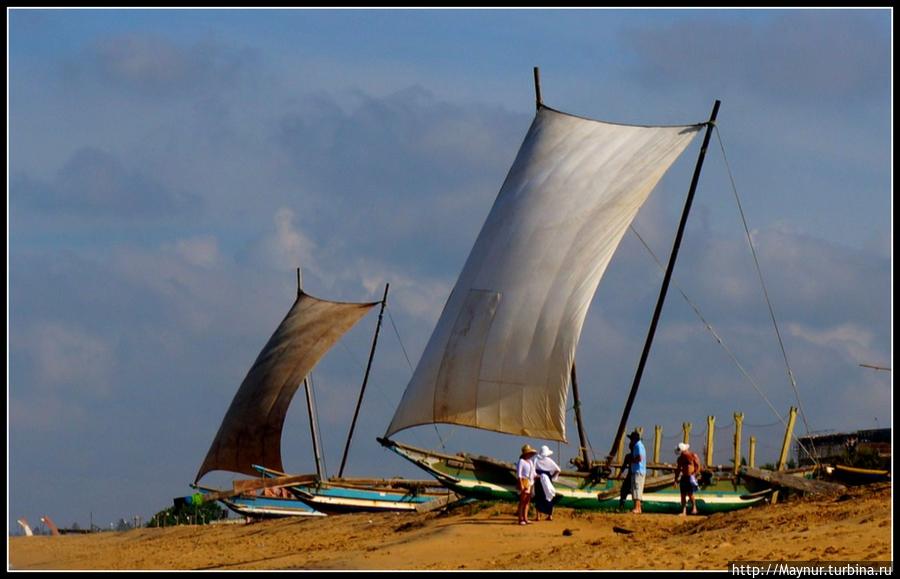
[379,68,767,514]
[825,464,890,486]
[192,277,454,516]
[193,484,325,519]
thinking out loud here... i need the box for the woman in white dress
[533,445,561,521]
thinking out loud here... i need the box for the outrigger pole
[606,100,722,467]
[339,282,390,477]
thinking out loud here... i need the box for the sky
[7,8,892,533]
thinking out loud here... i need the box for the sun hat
[539,445,553,457]
[521,444,538,456]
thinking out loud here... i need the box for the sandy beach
[8,482,891,571]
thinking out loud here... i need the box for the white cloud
[172,235,220,268]
[25,321,115,396]
[246,207,320,278]
[787,322,878,365]
[359,267,451,326]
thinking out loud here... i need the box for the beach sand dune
[9,483,891,570]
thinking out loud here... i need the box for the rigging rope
[744,420,784,429]
[629,226,817,464]
[714,126,818,464]
[334,309,430,450]
[336,336,401,425]
[386,307,415,374]
[386,306,447,450]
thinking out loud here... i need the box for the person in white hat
[533,445,561,521]
[674,442,701,515]
[516,444,538,525]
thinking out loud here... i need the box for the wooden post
[682,422,692,446]
[339,283,390,478]
[653,425,662,475]
[777,407,798,471]
[616,432,625,464]
[749,436,757,468]
[705,416,715,468]
[570,363,591,470]
[733,412,744,475]
[606,100,722,464]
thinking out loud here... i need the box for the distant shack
[796,427,890,468]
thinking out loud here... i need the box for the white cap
[676,442,690,455]
[539,445,553,457]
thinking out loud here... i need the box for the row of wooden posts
[616,407,799,473]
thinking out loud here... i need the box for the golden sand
[9,483,891,570]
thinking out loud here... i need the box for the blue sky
[8,8,892,533]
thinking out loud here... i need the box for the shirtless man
[674,442,701,515]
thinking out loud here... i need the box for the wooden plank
[414,492,462,513]
[741,467,845,495]
[329,477,446,489]
[232,474,319,494]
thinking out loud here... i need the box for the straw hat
[521,444,538,457]
[539,445,553,457]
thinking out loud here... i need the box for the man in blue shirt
[628,429,647,514]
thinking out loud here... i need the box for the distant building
[795,427,891,467]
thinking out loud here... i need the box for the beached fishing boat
[192,279,453,515]
[379,68,765,514]
[193,484,325,519]
[825,464,890,486]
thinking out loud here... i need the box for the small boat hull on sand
[254,465,455,514]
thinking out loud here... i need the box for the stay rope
[714,126,818,464]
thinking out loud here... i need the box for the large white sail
[196,291,377,482]
[386,106,702,442]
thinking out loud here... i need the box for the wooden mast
[533,66,543,110]
[606,100,722,466]
[570,363,591,470]
[304,376,325,480]
[339,283,390,477]
[296,267,325,480]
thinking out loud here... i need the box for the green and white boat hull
[379,438,765,515]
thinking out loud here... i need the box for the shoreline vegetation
[9,482,890,570]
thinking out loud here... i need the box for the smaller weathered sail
[196,291,377,482]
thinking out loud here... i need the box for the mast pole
[533,66,543,110]
[304,376,325,480]
[338,283,390,478]
[606,100,721,465]
[569,363,591,470]
[296,266,325,479]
